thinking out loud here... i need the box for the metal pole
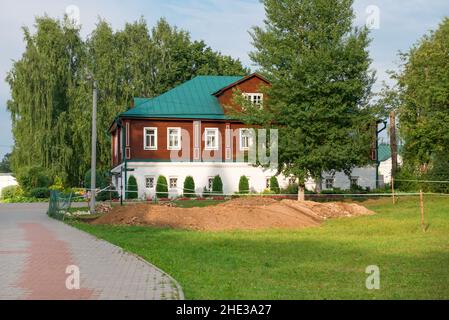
[90,80,97,214]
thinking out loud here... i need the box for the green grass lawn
[71,196,449,300]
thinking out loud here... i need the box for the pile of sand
[91,197,375,231]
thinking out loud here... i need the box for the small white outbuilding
[0,173,18,197]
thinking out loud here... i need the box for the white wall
[112,162,291,199]
[378,156,403,185]
[112,162,379,199]
[0,174,18,197]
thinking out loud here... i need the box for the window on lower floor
[266,178,271,189]
[169,177,178,189]
[325,177,335,189]
[208,177,214,191]
[288,177,297,185]
[145,176,155,189]
[350,176,359,189]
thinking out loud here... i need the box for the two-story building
[110,73,378,199]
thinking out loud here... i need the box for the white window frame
[208,177,214,191]
[204,128,219,151]
[243,93,264,106]
[239,128,252,151]
[145,176,155,189]
[143,127,158,150]
[266,177,271,189]
[325,177,335,189]
[350,176,359,187]
[167,127,181,151]
[169,177,178,190]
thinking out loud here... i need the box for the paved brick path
[0,203,184,300]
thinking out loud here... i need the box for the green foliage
[84,170,109,189]
[16,166,52,192]
[395,166,421,192]
[232,0,376,190]
[183,176,196,198]
[393,18,449,168]
[1,185,21,199]
[281,183,299,195]
[426,152,449,193]
[126,175,138,199]
[7,16,248,187]
[0,153,11,173]
[156,175,169,198]
[269,176,280,194]
[29,187,51,199]
[238,176,249,194]
[212,175,223,195]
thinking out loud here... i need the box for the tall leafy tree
[0,153,11,173]
[393,18,449,173]
[7,16,248,186]
[236,0,375,200]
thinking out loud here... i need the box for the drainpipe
[376,121,387,189]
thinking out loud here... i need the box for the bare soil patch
[91,197,375,231]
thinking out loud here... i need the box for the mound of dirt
[92,197,375,231]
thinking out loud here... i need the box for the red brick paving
[17,223,97,300]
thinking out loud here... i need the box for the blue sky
[0,0,448,158]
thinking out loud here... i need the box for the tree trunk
[390,111,398,179]
[298,185,305,201]
[315,176,322,194]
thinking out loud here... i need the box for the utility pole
[90,80,98,214]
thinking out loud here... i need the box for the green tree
[156,175,168,198]
[235,0,375,200]
[183,176,196,198]
[212,175,223,195]
[127,175,138,199]
[16,166,52,192]
[269,176,280,194]
[238,176,249,194]
[392,18,449,173]
[7,16,248,187]
[0,153,11,173]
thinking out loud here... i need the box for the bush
[270,176,280,194]
[16,166,52,192]
[212,175,223,195]
[156,176,168,198]
[426,152,449,193]
[97,189,120,201]
[202,186,212,198]
[238,176,249,194]
[395,166,420,192]
[281,183,299,195]
[127,175,138,199]
[1,185,20,199]
[183,176,196,198]
[29,187,51,199]
[84,170,109,190]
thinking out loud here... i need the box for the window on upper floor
[239,128,253,151]
[114,132,118,158]
[243,93,264,107]
[167,128,181,150]
[144,127,157,150]
[205,128,219,150]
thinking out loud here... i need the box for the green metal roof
[122,76,244,119]
[378,144,403,162]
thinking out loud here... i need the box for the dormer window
[243,93,263,106]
